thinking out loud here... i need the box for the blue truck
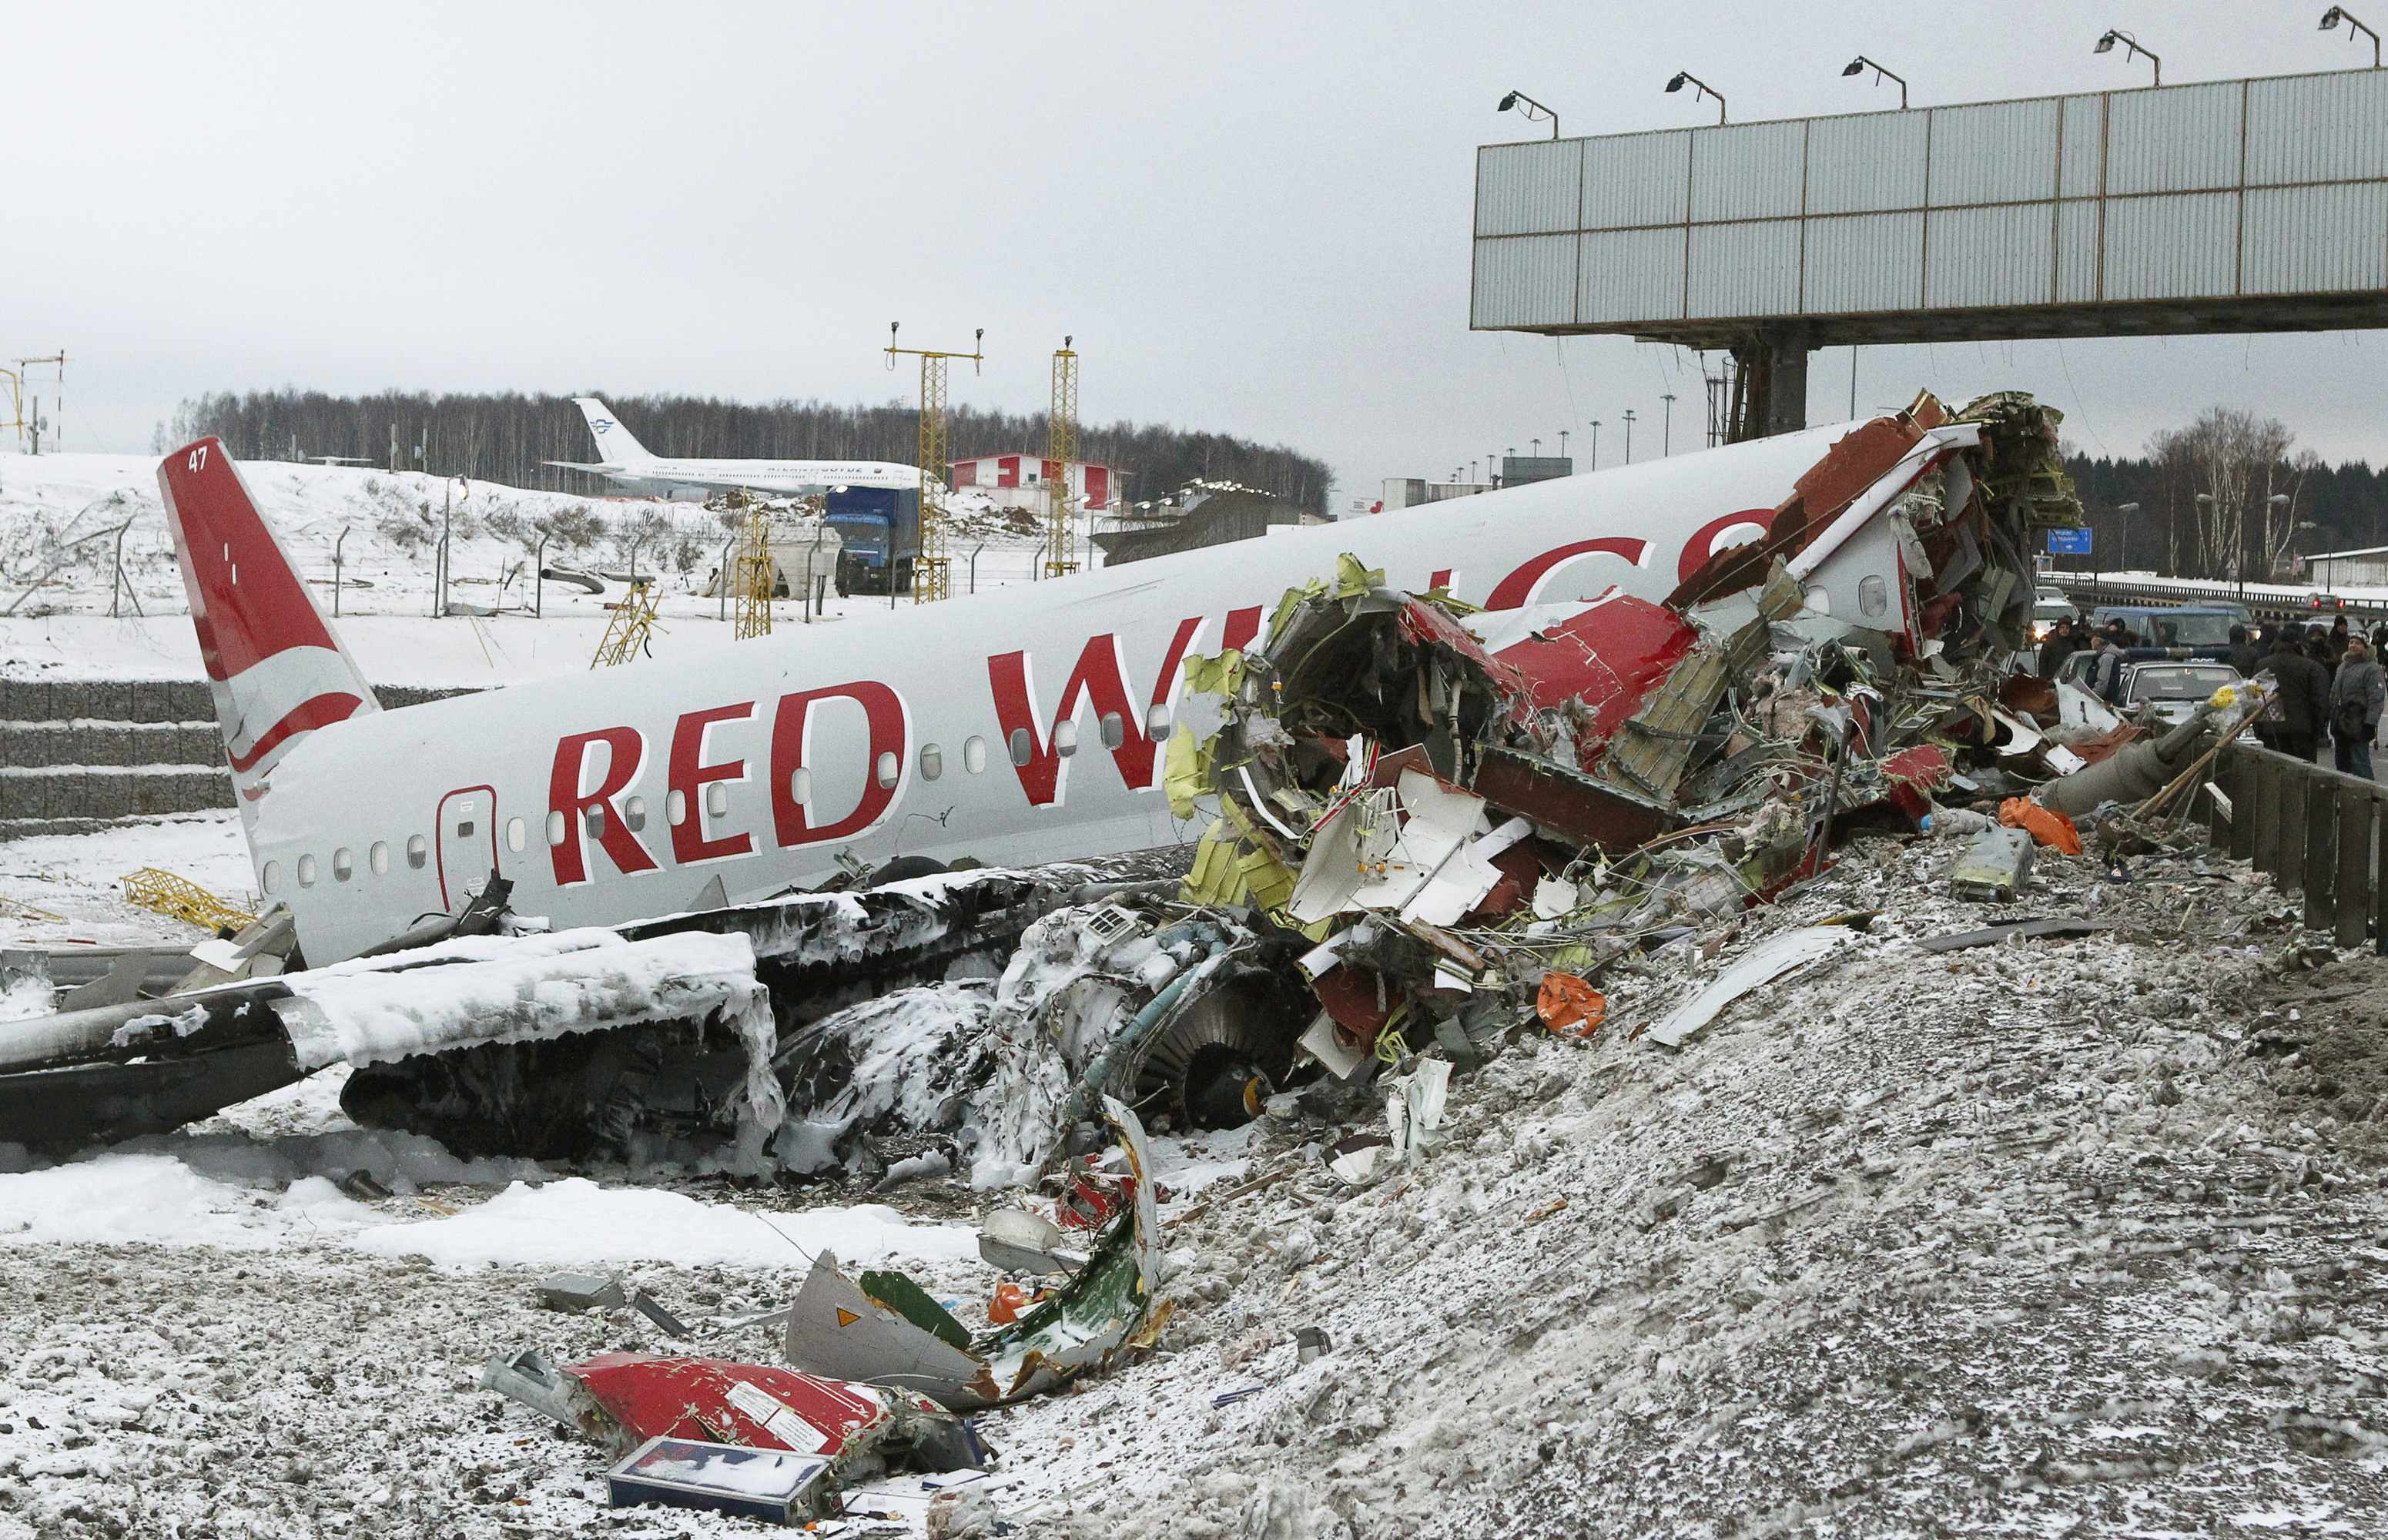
[822,487,919,597]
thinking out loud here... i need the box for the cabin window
[332,848,353,882]
[705,782,729,819]
[1146,703,1173,738]
[583,805,604,837]
[1008,728,1033,767]
[786,769,811,809]
[1859,574,1888,618]
[963,736,988,775]
[369,841,389,876]
[505,817,526,853]
[919,744,943,782]
[1100,712,1126,749]
[296,854,318,888]
[668,789,688,826]
[262,860,281,893]
[545,810,566,847]
[406,835,428,869]
[1053,720,1078,758]
[625,795,648,832]
[875,750,899,789]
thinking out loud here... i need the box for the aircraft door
[435,785,500,912]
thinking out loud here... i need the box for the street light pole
[1840,55,1910,108]
[1622,410,1636,464]
[1663,72,1727,123]
[2094,28,2162,85]
[2320,7,2382,69]
[1587,420,1600,470]
[1660,393,1676,456]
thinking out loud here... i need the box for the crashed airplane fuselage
[156,409,2014,968]
[1,392,2075,1162]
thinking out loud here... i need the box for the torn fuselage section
[1171,390,2079,1074]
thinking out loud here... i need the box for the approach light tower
[1047,336,1080,578]
[732,504,774,641]
[885,323,984,604]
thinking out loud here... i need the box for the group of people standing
[2033,611,2386,779]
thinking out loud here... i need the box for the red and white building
[947,454,1116,512]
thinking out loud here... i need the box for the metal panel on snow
[1472,234,1576,328]
[2058,93,2106,199]
[1927,99,2061,207]
[1689,121,1805,223]
[2242,183,2388,295]
[1926,204,2053,309]
[2245,70,2388,186]
[2102,192,2239,300]
[1804,112,1927,216]
[1476,140,1584,238]
[1579,227,1686,324]
[2105,82,2244,196]
[1686,221,1799,318]
[1800,212,1921,313]
[1581,130,1693,230]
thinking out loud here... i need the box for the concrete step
[0,765,233,821]
[0,721,222,769]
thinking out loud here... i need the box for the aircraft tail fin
[574,398,656,467]
[156,439,380,824]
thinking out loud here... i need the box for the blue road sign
[2046,527,2093,555]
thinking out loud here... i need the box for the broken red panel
[1668,409,1931,608]
[567,1354,894,1459]
[1311,961,1393,1041]
[1394,597,1536,708]
[1794,416,1927,529]
[1467,745,1673,854]
[1998,674,2060,721]
[1491,597,1699,763]
[1466,842,1546,922]
[1860,744,1951,827]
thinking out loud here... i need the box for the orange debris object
[1536,973,1607,1038]
[1999,797,2082,855]
[987,1281,1033,1326]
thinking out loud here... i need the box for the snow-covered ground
[2,811,2385,1537]
[0,808,251,949]
[0,450,1077,685]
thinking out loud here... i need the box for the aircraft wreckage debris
[3,387,2260,1192]
[8,387,2345,1526]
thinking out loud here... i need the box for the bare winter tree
[2144,408,2296,581]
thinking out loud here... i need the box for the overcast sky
[12,2,2384,504]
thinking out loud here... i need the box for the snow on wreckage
[6,387,2195,1522]
[0,388,2097,1200]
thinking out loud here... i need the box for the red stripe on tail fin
[157,439,379,817]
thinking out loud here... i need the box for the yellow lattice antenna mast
[1046,336,1080,578]
[732,504,774,639]
[591,579,662,668]
[884,322,983,604]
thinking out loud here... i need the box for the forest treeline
[169,390,1336,515]
[2064,407,2385,580]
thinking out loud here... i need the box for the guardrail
[2046,578,2388,626]
[2208,743,2385,952]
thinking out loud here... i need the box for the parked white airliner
[544,397,921,499]
[158,413,1971,966]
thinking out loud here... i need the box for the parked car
[2087,604,2239,653]
[2117,661,2242,727]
